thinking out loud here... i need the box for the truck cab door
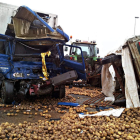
[57,44,86,80]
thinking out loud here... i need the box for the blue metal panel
[19,6,54,32]
[56,44,64,62]
[0,39,6,41]
[0,54,11,79]
[0,34,86,81]
[9,60,60,80]
[63,59,84,70]
[63,59,86,80]
[0,34,14,40]
[57,102,79,106]
[0,54,9,59]
[56,28,69,42]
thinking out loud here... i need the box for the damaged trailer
[101,36,140,108]
[0,3,87,104]
[0,2,64,40]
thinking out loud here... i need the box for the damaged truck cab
[0,3,86,104]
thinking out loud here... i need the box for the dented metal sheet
[14,6,54,32]
[0,3,69,41]
[12,6,62,40]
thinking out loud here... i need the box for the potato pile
[66,86,102,98]
[0,107,140,139]
[12,94,73,107]
[0,104,12,107]
[1,94,76,119]
[14,95,76,109]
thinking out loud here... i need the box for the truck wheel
[102,55,121,65]
[59,85,65,98]
[1,81,14,104]
[52,85,65,98]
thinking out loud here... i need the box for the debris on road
[79,108,125,118]
[66,86,102,98]
[83,91,123,106]
[57,102,79,107]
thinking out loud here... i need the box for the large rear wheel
[1,80,14,104]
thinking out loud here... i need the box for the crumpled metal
[40,51,51,80]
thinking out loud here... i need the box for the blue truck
[0,3,86,104]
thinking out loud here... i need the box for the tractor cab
[64,38,102,87]
[69,39,99,62]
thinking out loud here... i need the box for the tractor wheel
[1,80,14,104]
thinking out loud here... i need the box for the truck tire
[59,85,65,98]
[1,81,14,104]
[102,55,121,65]
[52,85,65,98]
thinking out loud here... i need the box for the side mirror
[64,47,68,51]
[97,48,99,54]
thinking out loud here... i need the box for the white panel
[0,2,17,34]
[0,2,58,35]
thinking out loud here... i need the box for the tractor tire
[1,80,14,104]
[102,54,121,65]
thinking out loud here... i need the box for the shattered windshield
[73,43,97,57]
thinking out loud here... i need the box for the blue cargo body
[0,4,86,104]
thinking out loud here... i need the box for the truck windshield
[73,43,97,57]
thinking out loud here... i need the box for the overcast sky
[1,0,140,57]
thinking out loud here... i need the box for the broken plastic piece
[57,102,79,106]
[50,118,61,121]
[104,96,115,102]
[96,106,114,111]
[79,108,125,118]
